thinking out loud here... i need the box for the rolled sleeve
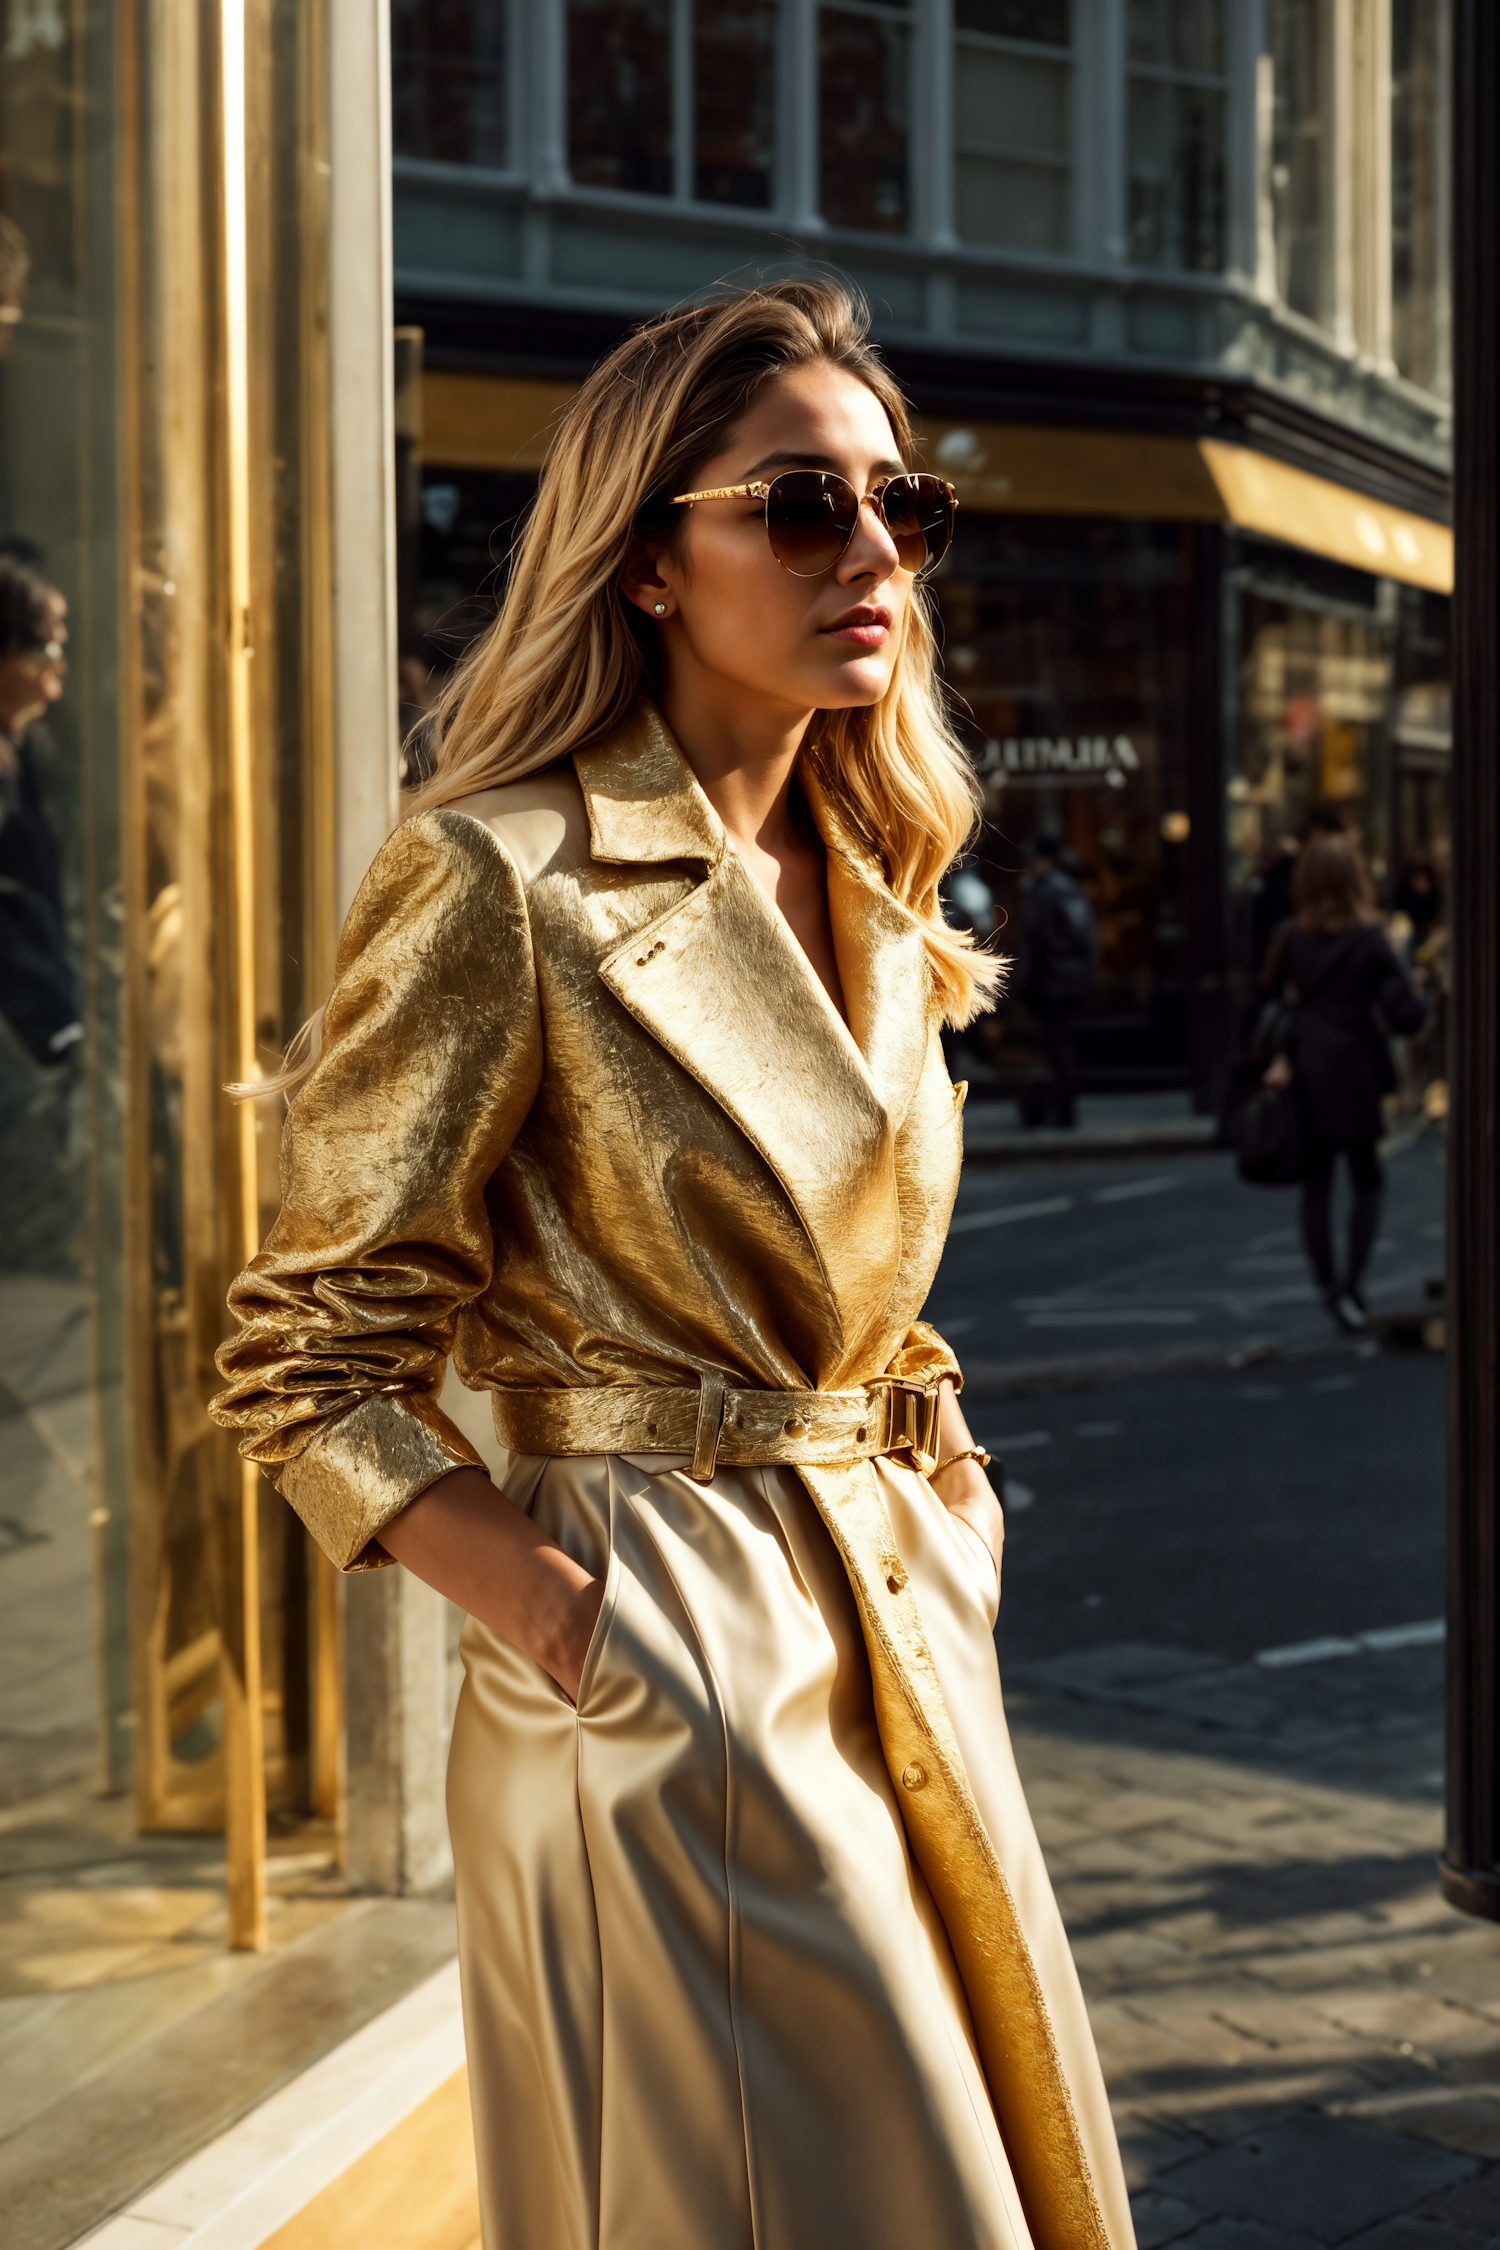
[884,1320,964,1393]
[211,808,543,1571]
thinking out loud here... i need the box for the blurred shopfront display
[0,0,397,1977]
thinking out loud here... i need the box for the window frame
[949,15,1077,257]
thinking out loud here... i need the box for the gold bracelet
[929,1446,992,1479]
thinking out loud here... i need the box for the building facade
[391,0,1454,1106]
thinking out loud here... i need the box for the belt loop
[689,1373,726,1483]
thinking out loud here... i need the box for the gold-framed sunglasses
[671,469,958,579]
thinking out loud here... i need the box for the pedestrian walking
[1023,831,1098,1128]
[1261,831,1427,1333]
[0,552,80,1066]
[211,283,1134,2250]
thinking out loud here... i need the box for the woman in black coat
[1263,832,1427,1332]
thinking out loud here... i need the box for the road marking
[984,1430,1051,1452]
[1091,1175,1182,1204]
[930,1315,976,1336]
[948,1196,1073,1235]
[1003,1479,1036,1513]
[1024,1309,1198,1327]
[1075,1420,1122,1437]
[1255,1617,1445,1668]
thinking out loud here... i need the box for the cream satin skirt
[446,1452,1133,2250]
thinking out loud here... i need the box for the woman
[212,282,1134,2250]
[1263,831,1425,1333]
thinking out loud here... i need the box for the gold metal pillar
[120,0,340,1946]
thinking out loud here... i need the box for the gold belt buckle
[880,1379,941,1476]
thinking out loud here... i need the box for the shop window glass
[953,2,1071,254]
[1230,577,1396,921]
[1391,0,1452,397]
[569,0,675,196]
[1390,590,1450,952]
[392,1,509,168]
[696,3,778,208]
[1127,1,1226,273]
[935,516,1191,1072]
[1,0,124,1802]
[819,3,910,234]
[1268,0,1324,321]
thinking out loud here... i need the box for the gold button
[636,955,648,966]
[901,1763,927,1792]
[784,1415,804,1436]
[856,1424,868,1442]
[886,1571,903,1594]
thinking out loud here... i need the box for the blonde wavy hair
[255,278,1000,1096]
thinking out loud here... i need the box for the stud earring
[653,602,667,616]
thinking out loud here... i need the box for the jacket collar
[575,700,725,868]
[575,705,934,1370]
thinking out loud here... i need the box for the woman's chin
[810,655,894,710]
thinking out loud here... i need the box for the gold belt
[489,1375,942,1484]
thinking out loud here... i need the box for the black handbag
[1236,1078,1304,1185]
[1233,972,1304,1186]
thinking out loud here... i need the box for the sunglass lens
[765,472,859,576]
[880,475,954,574]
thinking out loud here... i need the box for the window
[1267,0,1323,320]
[1126,0,1226,272]
[1391,0,1451,396]
[819,1,910,234]
[953,1,1072,254]
[696,4,778,208]
[568,0,675,196]
[391,1,509,168]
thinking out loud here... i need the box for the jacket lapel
[578,706,913,1348]
[802,764,933,1137]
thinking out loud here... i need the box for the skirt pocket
[573,1517,623,1713]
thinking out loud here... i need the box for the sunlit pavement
[927,1125,1499,2245]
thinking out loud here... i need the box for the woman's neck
[657,677,815,857]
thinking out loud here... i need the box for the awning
[419,373,1452,596]
[915,419,1451,594]
[423,371,576,470]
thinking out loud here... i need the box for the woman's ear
[620,534,673,620]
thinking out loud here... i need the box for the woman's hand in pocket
[379,1466,605,1702]
[549,1574,607,1706]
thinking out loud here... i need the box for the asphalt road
[921,1131,1447,1677]
[925,1126,1445,1363]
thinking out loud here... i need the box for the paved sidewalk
[1009,1638,1499,2247]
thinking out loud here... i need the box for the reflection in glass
[1391,0,1451,397]
[1127,70,1225,272]
[0,0,119,1817]
[955,0,1068,35]
[392,1,509,168]
[819,6,910,234]
[695,3,778,208]
[1127,0,1223,75]
[936,516,1190,1060]
[569,0,675,197]
[1268,0,1324,321]
[1231,600,1394,905]
[954,39,1070,252]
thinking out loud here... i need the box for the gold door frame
[119,0,341,1947]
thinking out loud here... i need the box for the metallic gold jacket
[211,703,1114,2250]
